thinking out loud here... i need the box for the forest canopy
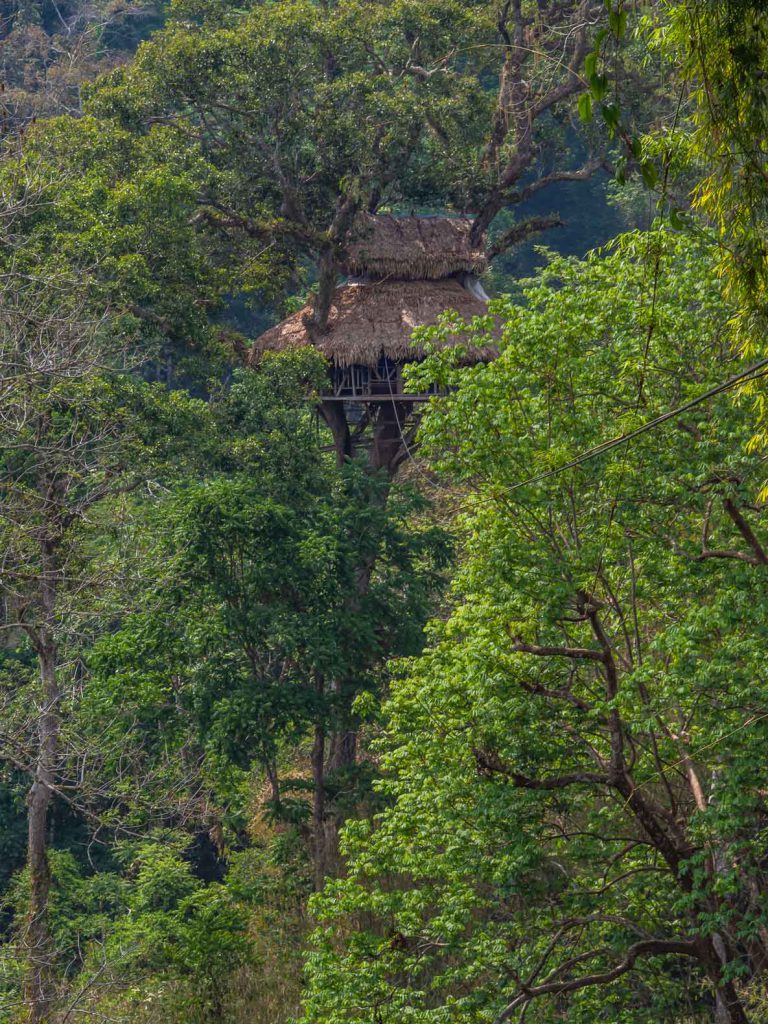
[1,2,768,1024]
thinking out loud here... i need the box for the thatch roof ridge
[250,278,497,369]
[342,213,488,281]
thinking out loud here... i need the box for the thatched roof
[250,278,497,369]
[342,214,487,281]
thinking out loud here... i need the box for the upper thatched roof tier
[250,278,497,369]
[342,214,487,281]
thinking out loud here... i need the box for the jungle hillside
[1,2,768,1023]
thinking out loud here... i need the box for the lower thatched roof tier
[250,278,497,369]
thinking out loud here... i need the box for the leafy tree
[0,4,633,909]
[303,231,768,1024]
[0,116,228,384]
[100,841,251,1022]
[87,354,450,890]
[0,0,165,129]
[593,3,768,450]
[0,208,206,1019]
[84,0,612,339]
[661,2,768,305]
[652,2,768,453]
[1,840,252,1024]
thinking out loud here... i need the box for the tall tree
[0,213,203,1020]
[86,355,449,891]
[303,232,768,1024]
[658,2,768,451]
[86,0,609,345]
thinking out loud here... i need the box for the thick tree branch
[494,938,700,1023]
[305,195,359,338]
[577,595,696,878]
[518,678,594,713]
[486,214,564,260]
[529,20,591,121]
[696,548,761,565]
[471,1,600,246]
[192,203,318,247]
[723,497,768,564]
[482,0,522,170]
[510,637,605,661]
[515,158,606,203]
[473,747,607,788]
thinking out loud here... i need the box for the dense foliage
[0,0,164,125]
[1,1,768,1023]
[304,233,768,1023]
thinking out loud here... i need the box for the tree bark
[311,723,326,891]
[371,400,414,476]
[319,399,351,467]
[22,522,62,1024]
[24,575,59,1024]
[699,935,751,1024]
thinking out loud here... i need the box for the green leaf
[589,73,608,100]
[602,101,621,137]
[669,206,687,229]
[641,159,658,188]
[609,8,628,38]
[578,93,593,123]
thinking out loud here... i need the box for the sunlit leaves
[303,233,768,1022]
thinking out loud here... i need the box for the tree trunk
[713,987,749,1024]
[371,401,413,476]
[24,627,59,1024]
[23,528,61,1024]
[311,723,326,891]
[319,399,351,467]
[327,728,357,774]
[265,759,281,808]
[705,935,751,1024]
[313,399,403,881]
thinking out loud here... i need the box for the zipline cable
[505,355,768,495]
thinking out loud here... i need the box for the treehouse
[250,214,496,475]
